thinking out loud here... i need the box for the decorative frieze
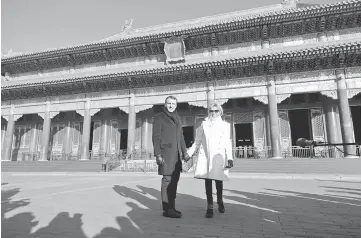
[346,67,361,79]
[276,80,336,94]
[216,76,267,89]
[135,82,207,96]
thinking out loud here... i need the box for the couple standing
[152,96,233,219]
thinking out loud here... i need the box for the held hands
[156,155,164,166]
[225,160,233,169]
[183,153,191,162]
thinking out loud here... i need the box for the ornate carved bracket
[76,110,84,117]
[90,109,101,116]
[135,105,153,113]
[215,99,228,105]
[119,107,129,114]
[188,101,208,108]
[348,89,361,99]
[13,114,23,121]
[277,94,291,103]
[2,115,9,121]
[37,113,45,119]
[320,89,360,100]
[253,94,291,104]
[50,111,60,119]
[253,96,268,104]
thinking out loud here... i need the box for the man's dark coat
[152,111,187,175]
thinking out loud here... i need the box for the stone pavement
[1,172,361,238]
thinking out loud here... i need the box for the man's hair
[165,96,178,104]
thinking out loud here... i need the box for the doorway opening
[234,123,253,158]
[182,126,194,148]
[119,129,128,150]
[288,109,311,146]
[89,122,94,151]
[351,106,361,147]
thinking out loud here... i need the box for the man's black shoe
[173,207,182,215]
[205,208,214,218]
[218,202,225,213]
[163,209,182,218]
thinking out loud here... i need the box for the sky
[1,0,341,54]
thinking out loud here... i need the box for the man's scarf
[162,106,181,126]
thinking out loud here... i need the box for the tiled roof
[2,0,359,63]
[2,39,360,90]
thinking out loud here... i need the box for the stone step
[230,158,361,174]
[1,158,360,174]
[1,160,103,172]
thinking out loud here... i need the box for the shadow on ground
[1,185,87,238]
[2,181,361,238]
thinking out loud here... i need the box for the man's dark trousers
[161,159,181,211]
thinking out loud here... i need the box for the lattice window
[110,120,120,153]
[37,124,43,151]
[310,109,325,141]
[13,126,21,148]
[134,119,142,150]
[72,122,81,145]
[253,111,265,150]
[23,125,32,148]
[278,110,291,149]
[92,121,102,152]
[233,112,252,124]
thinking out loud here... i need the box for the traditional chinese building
[1,0,361,162]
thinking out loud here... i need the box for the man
[152,96,190,218]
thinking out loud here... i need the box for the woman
[187,103,233,218]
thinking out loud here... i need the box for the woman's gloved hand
[225,160,233,168]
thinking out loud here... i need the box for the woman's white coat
[187,117,233,181]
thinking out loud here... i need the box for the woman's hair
[208,103,223,116]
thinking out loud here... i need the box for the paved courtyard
[1,172,361,238]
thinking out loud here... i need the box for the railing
[16,145,361,170]
[233,146,272,159]
[21,152,41,161]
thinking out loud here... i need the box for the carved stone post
[322,97,342,145]
[265,111,272,148]
[267,76,282,159]
[142,117,150,153]
[40,102,51,161]
[63,116,72,157]
[1,118,7,154]
[100,113,109,158]
[127,92,136,156]
[80,99,91,160]
[207,82,215,109]
[2,105,15,161]
[336,70,357,158]
[29,121,38,154]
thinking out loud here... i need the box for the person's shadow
[2,186,87,238]
[93,184,274,238]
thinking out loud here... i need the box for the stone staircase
[1,160,103,172]
[1,158,360,174]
